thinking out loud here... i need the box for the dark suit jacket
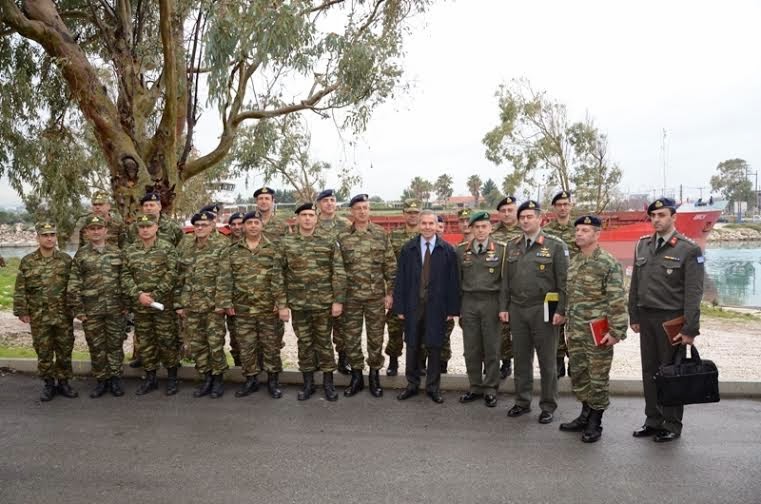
[392,235,460,348]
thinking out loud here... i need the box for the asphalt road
[1,374,759,504]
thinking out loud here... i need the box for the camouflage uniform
[127,215,184,247]
[565,246,627,410]
[121,238,179,372]
[317,215,352,359]
[543,219,579,362]
[385,224,418,359]
[261,212,291,353]
[13,249,74,380]
[175,237,228,378]
[67,243,125,381]
[279,232,346,372]
[74,211,127,249]
[338,223,396,370]
[491,221,522,362]
[219,237,287,375]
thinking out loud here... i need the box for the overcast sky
[2,0,760,206]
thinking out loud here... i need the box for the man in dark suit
[393,210,460,403]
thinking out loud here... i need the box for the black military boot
[559,402,591,432]
[557,357,566,378]
[235,375,259,397]
[40,378,57,402]
[136,370,158,395]
[128,355,143,369]
[337,352,351,375]
[90,380,109,399]
[57,379,79,398]
[267,372,283,399]
[344,369,365,397]
[297,372,315,401]
[323,372,338,402]
[500,359,512,379]
[581,409,604,443]
[209,374,225,399]
[386,356,399,377]
[165,366,179,396]
[110,377,125,397]
[368,368,383,398]
[193,372,213,398]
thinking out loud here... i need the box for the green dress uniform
[491,221,522,365]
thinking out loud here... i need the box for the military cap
[436,215,445,223]
[647,197,676,214]
[457,208,472,220]
[496,195,517,210]
[316,189,336,201]
[35,222,57,234]
[517,200,540,217]
[403,199,422,213]
[84,214,106,228]
[91,191,110,204]
[294,202,316,214]
[135,213,158,226]
[228,212,244,224]
[253,186,275,198]
[468,210,491,226]
[140,192,161,205]
[350,193,369,207]
[191,211,215,225]
[574,215,602,228]
[200,203,221,215]
[242,210,263,223]
[551,190,572,205]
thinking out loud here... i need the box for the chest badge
[666,268,673,275]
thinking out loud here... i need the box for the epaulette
[493,240,507,247]
[638,234,650,240]
[511,235,523,243]
[543,233,564,244]
[677,233,696,245]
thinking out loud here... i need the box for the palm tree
[467,175,483,207]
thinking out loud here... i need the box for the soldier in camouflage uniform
[175,211,228,399]
[491,195,522,379]
[121,213,180,396]
[198,203,227,243]
[219,211,287,399]
[72,191,127,249]
[13,222,78,401]
[68,215,127,398]
[279,202,347,401]
[559,215,627,443]
[338,194,396,398]
[225,212,245,366]
[315,189,353,375]
[542,191,579,378]
[457,208,474,243]
[227,212,244,243]
[384,198,421,376]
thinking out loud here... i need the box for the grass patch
[0,345,92,360]
[0,257,20,310]
[701,303,761,320]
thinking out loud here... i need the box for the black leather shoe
[557,357,566,378]
[427,390,444,404]
[654,431,680,443]
[559,403,591,432]
[40,378,57,402]
[193,372,213,398]
[499,359,512,379]
[136,370,158,395]
[109,377,124,397]
[507,404,531,417]
[323,372,338,402]
[484,394,497,408]
[90,380,109,398]
[397,387,418,400]
[267,372,283,399]
[538,411,554,424]
[632,425,660,438]
[235,375,260,397]
[57,380,79,398]
[386,356,399,376]
[368,368,383,398]
[459,392,483,403]
[344,369,365,397]
[297,372,316,401]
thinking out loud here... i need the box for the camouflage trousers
[31,321,74,380]
[83,314,125,380]
[292,308,336,373]
[343,297,386,370]
[226,315,240,364]
[185,311,228,376]
[500,322,513,360]
[134,311,179,372]
[558,324,568,359]
[566,319,614,410]
[236,313,283,375]
[384,311,404,358]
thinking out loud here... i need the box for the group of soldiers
[13,187,702,444]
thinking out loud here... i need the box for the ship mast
[661,128,667,198]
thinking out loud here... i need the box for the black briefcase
[655,344,720,407]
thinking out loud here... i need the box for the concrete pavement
[1,374,760,504]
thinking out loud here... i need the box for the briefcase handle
[673,344,702,365]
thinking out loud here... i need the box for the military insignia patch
[666,268,673,275]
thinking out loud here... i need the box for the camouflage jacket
[13,249,72,324]
[121,238,178,313]
[279,231,346,310]
[315,215,352,241]
[389,225,419,259]
[261,213,292,242]
[491,222,521,243]
[566,246,628,340]
[543,220,580,258]
[175,238,226,312]
[127,215,184,247]
[74,211,127,249]
[218,237,287,315]
[67,243,125,318]
[337,223,396,301]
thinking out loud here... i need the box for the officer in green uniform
[543,190,579,378]
[338,194,396,398]
[68,215,127,398]
[225,211,245,366]
[504,200,569,424]
[175,211,229,399]
[629,197,704,443]
[456,211,508,408]
[73,191,127,249]
[13,222,78,401]
[559,215,628,442]
[491,195,522,379]
[384,198,421,376]
[315,188,353,375]
[278,202,347,401]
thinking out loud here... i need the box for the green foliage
[402,176,433,203]
[481,178,502,208]
[466,174,482,206]
[710,159,755,210]
[0,257,19,309]
[433,174,453,202]
[0,210,33,225]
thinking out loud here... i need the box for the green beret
[468,211,491,226]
